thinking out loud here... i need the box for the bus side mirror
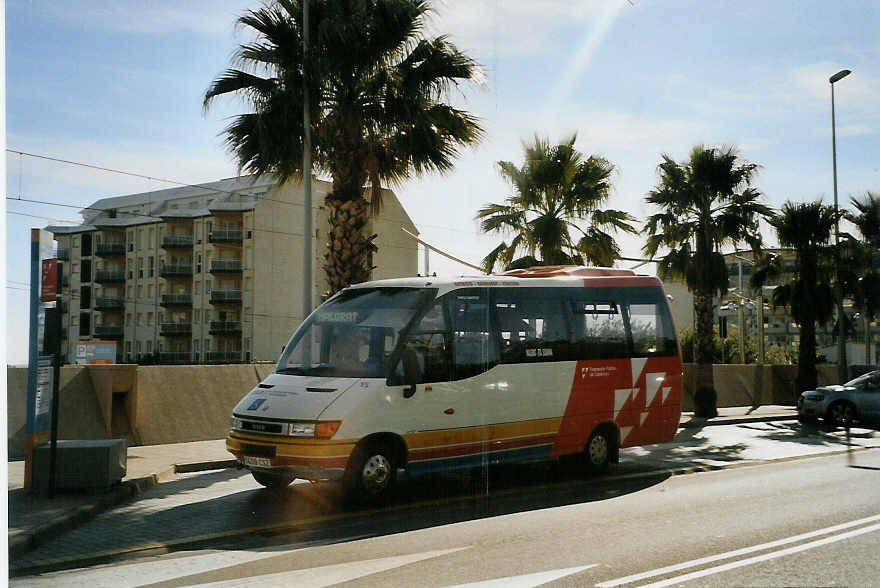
[401,348,422,399]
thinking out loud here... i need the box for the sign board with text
[72,340,117,365]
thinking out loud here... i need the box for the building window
[194,309,200,322]
[149,256,154,277]
[148,227,154,245]
[138,257,144,279]
[136,341,142,357]
[146,340,152,354]
[137,229,143,250]
[125,341,131,358]
[137,313,143,326]
[147,312,153,326]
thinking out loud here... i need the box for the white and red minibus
[227,266,682,501]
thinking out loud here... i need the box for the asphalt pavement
[8,404,877,574]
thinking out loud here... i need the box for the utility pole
[301,1,313,363]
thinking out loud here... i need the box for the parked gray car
[798,371,880,426]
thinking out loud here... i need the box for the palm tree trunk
[693,289,718,417]
[323,197,377,295]
[797,319,818,395]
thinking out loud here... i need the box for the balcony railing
[159,351,191,364]
[160,264,194,278]
[210,321,242,335]
[95,242,125,256]
[57,248,70,261]
[94,296,124,311]
[206,351,242,364]
[93,325,124,339]
[210,290,242,304]
[208,229,243,244]
[210,259,242,273]
[162,235,194,249]
[94,270,125,283]
[160,322,192,336]
[160,293,193,307]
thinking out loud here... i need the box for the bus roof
[347,266,662,293]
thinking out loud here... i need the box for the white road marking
[11,549,291,587]
[187,547,469,588]
[447,564,598,587]
[596,513,880,587]
[637,522,880,588]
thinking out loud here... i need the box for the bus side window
[450,288,498,380]
[393,299,450,384]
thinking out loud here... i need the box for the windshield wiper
[276,367,308,375]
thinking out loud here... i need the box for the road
[11,425,880,586]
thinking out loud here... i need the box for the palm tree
[477,134,637,273]
[204,0,483,294]
[845,191,880,364]
[751,201,838,394]
[643,145,771,417]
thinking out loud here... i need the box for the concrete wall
[9,361,872,456]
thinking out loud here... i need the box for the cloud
[427,0,634,56]
[31,0,252,37]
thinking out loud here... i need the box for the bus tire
[252,470,294,489]
[344,441,396,504]
[584,427,612,474]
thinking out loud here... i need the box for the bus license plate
[243,456,272,467]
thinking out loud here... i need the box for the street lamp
[830,68,851,381]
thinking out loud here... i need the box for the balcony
[162,235,194,249]
[57,248,70,261]
[210,259,242,274]
[160,264,193,278]
[160,322,192,337]
[160,293,193,307]
[210,321,242,335]
[208,229,243,244]
[159,351,191,365]
[94,270,125,284]
[94,296,124,311]
[95,242,125,256]
[93,325,123,339]
[206,351,242,364]
[210,290,242,304]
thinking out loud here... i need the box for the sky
[4,0,879,365]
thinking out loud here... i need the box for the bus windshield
[277,287,436,378]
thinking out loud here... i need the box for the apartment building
[48,175,418,365]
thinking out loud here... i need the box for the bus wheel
[252,470,294,489]
[344,441,396,504]
[585,428,611,474]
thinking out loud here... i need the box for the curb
[8,474,160,560]
[174,459,240,474]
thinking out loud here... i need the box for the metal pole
[301,1,313,363]
[758,288,765,364]
[48,308,62,498]
[739,259,746,363]
[424,244,430,277]
[831,78,847,381]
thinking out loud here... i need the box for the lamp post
[830,68,851,381]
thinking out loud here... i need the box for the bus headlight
[288,422,316,437]
[230,417,243,430]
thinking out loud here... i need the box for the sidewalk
[8,439,234,558]
[3,405,853,562]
